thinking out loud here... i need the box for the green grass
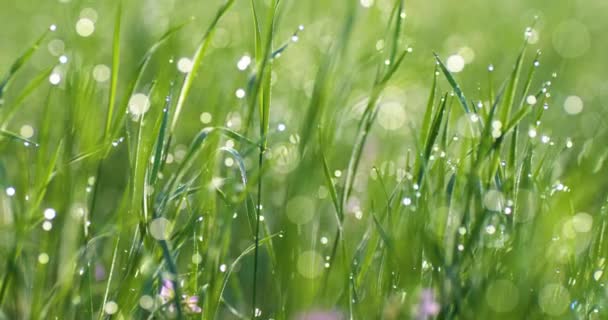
[1,0,608,319]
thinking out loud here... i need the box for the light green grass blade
[0,29,49,99]
[109,21,191,139]
[0,129,39,146]
[170,0,236,133]
[103,2,123,141]
[0,66,53,128]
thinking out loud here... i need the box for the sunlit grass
[1,0,607,319]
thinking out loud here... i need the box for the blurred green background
[2,0,607,135]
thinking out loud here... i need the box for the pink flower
[416,289,440,320]
[185,295,202,313]
[94,263,106,281]
[159,280,175,301]
[159,279,202,314]
[295,310,344,320]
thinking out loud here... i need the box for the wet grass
[1,0,607,319]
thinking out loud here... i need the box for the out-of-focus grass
[1,0,608,319]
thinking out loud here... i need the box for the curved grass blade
[0,129,39,147]
[433,52,470,113]
[103,2,123,141]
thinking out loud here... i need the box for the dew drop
[104,301,118,315]
[128,94,151,117]
[139,295,154,310]
[446,54,465,73]
[237,55,252,71]
[20,125,34,138]
[564,96,583,115]
[75,18,95,37]
[93,64,111,83]
[5,187,16,197]
[360,0,374,8]
[149,218,171,240]
[42,221,53,231]
[177,57,193,73]
[44,208,57,220]
[49,73,62,85]
[38,253,49,264]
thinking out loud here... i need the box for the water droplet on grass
[44,208,56,220]
[104,301,118,315]
[49,73,62,85]
[446,54,465,73]
[128,94,151,117]
[42,221,53,231]
[360,0,374,8]
[177,57,193,73]
[237,55,251,70]
[150,218,171,240]
[5,187,16,197]
[139,295,154,310]
[93,64,111,82]
[564,95,583,115]
[75,18,95,37]
[38,253,49,264]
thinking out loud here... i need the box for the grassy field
[1,0,608,319]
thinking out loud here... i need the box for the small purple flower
[160,280,175,301]
[416,289,440,320]
[185,295,202,313]
[159,279,202,314]
[94,263,106,281]
[295,310,344,320]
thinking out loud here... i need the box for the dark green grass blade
[417,93,448,185]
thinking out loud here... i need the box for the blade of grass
[170,0,236,133]
[433,53,470,113]
[103,2,123,141]
[0,28,50,99]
